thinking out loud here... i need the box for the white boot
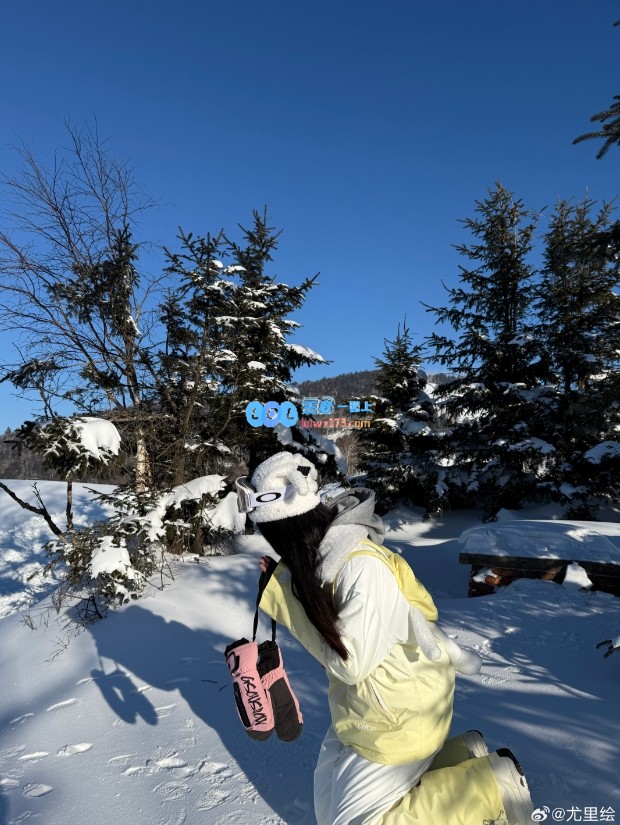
[487,749,534,825]
[463,729,489,758]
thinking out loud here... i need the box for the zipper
[369,679,397,725]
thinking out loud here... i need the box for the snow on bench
[458,519,620,597]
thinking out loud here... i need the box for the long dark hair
[258,502,349,659]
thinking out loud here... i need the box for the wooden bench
[458,520,620,598]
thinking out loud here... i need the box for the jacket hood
[317,488,385,583]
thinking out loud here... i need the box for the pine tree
[155,229,234,486]
[361,321,441,516]
[425,182,545,519]
[153,210,328,484]
[221,210,330,475]
[574,94,620,160]
[533,197,620,516]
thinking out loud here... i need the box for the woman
[238,452,534,825]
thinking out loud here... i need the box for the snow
[286,343,328,363]
[373,417,398,428]
[585,441,620,463]
[399,419,432,436]
[1,486,620,823]
[459,519,620,564]
[508,333,534,345]
[207,491,247,533]
[563,561,593,590]
[274,423,294,445]
[298,428,348,475]
[90,535,133,578]
[169,476,226,505]
[508,437,555,454]
[73,417,121,460]
[247,361,266,370]
[0,481,115,618]
[142,476,228,543]
[126,315,142,337]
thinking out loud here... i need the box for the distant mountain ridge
[297,369,452,400]
[297,370,378,400]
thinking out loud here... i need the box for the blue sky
[0,0,618,430]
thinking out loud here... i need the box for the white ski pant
[313,725,439,825]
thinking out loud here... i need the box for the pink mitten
[257,640,303,742]
[224,638,274,739]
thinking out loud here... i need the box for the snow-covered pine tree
[571,23,620,515]
[155,228,236,487]
[221,209,336,477]
[155,210,333,484]
[533,197,620,516]
[425,182,546,520]
[361,320,441,516]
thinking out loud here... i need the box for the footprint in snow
[153,780,191,802]
[155,757,188,769]
[19,753,49,762]
[23,783,53,797]
[157,810,187,825]
[483,665,521,685]
[7,812,40,824]
[155,703,177,718]
[46,698,79,712]
[57,743,92,757]
[0,777,20,790]
[200,761,231,776]
[0,745,27,759]
[108,754,137,765]
[123,766,149,777]
[9,714,35,726]
[195,787,231,811]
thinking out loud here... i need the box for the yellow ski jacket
[259,531,455,765]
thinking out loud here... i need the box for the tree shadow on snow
[85,563,329,823]
[439,584,620,810]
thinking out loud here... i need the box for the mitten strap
[253,569,277,642]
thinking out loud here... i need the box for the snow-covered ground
[1,483,620,825]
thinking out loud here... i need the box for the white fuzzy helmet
[245,452,320,523]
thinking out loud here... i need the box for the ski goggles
[235,476,296,514]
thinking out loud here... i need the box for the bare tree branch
[0,480,66,541]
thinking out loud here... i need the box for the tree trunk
[135,430,152,493]
[66,481,74,533]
